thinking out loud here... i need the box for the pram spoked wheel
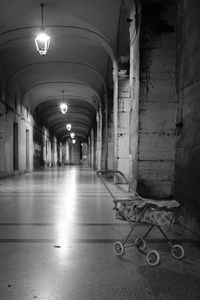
[113,241,124,256]
[171,244,184,259]
[146,250,160,266]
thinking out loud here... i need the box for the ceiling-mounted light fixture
[35,3,50,56]
[60,91,68,114]
[60,103,68,114]
[72,139,76,144]
[70,132,75,139]
[66,123,72,131]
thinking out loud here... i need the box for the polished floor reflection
[0,165,199,300]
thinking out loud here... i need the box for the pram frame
[97,169,184,266]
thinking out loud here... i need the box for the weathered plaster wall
[88,129,95,168]
[0,101,34,177]
[101,103,108,170]
[138,1,177,198]
[0,95,58,176]
[107,98,114,170]
[34,127,45,168]
[0,102,6,174]
[51,137,58,167]
[117,78,130,178]
[95,111,102,170]
[175,0,200,226]
[129,3,140,192]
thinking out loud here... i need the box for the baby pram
[97,170,184,266]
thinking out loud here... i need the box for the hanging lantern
[66,123,72,131]
[35,4,50,56]
[72,139,76,144]
[70,132,75,139]
[60,103,68,114]
[59,91,68,114]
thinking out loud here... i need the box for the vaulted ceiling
[0,0,130,142]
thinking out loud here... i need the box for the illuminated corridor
[0,0,200,298]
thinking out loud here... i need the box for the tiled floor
[0,165,199,299]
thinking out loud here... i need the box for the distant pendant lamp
[66,123,72,131]
[60,103,68,114]
[60,91,68,114]
[70,132,75,139]
[72,139,76,144]
[35,3,50,56]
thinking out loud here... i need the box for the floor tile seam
[0,194,110,197]
[0,222,131,227]
[0,238,193,244]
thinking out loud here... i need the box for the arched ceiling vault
[0,0,128,142]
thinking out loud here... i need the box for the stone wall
[175,0,200,226]
[107,94,114,170]
[0,97,58,175]
[138,1,177,198]
[117,78,130,178]
[129,2,140,191]
[0,100,34,176]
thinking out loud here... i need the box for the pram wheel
[146,250,160,266]
[113,241,124,256]
[135,237,146,251]
[171,244,184,259]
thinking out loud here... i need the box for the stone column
[113,61,119,171]
[96,109,102,170]
[89,129,95,168]
[101,93,108,170]
[128,5,141,192]
[117,77,131,179]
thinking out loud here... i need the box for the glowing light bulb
[35,31,50,55]
[66,123,71,131]
[60,103,68,114]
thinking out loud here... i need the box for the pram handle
[96,169,136,200]
[96,169,129,184]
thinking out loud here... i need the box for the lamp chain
[41,3,44,29]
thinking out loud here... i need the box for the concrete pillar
[104,93,108,170]
[175,0,200,229]
[50,138,57,167]
[138,1,176,198]
[0,103,5,176]
[101,94,108,170]
[128,4,140,192]
[113,61,119,171]
[64,141,68,164]
[96,109,102,170]
[117,78,130,179]
[58,142,62,165]
[90,129,95,168]
[87,136,91,167]
[107,94,114,170]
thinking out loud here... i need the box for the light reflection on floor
[0,166,199,300]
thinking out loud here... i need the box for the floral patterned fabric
[114,199,180,226]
